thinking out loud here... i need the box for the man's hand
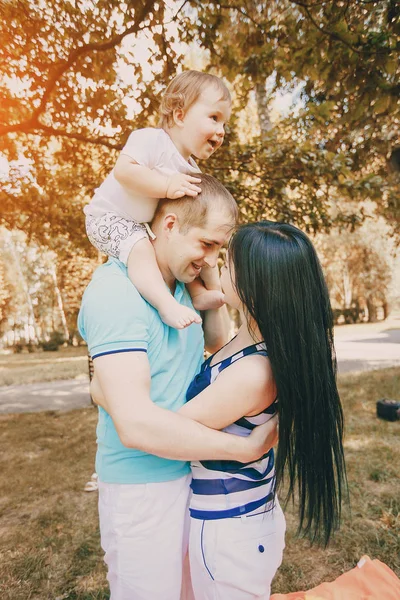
[246,414,279,462]
[166,174,202,199]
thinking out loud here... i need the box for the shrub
[41,341,60,352]
[40,331,65,352]
[12,343,24,354]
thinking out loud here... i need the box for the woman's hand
[246,414,279,462]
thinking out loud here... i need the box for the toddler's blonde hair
[158,70,231,129]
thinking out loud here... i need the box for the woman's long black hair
[229,221,347,545]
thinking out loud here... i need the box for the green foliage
[0,0,181,248]
[0,0,399,251]
[183,0,400,233]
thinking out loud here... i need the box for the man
[78,174,277,599]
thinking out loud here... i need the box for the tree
[0,259,12,333]
[0,228,97,344]
[0,229,39,343]
[317,219,394,322]
[0,0,182,248]
[182,0,400,232]
[55,242,99,338]
[1,0,399,250]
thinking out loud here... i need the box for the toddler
[84,70,232,328]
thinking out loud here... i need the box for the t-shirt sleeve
[78,273,150,360]
[120,128,165,170]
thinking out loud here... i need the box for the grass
[0,346,90,386]
[0,367,399,599]
[273,366,400,594]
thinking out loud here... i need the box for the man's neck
[162,271,177,295]
[152,240,176,294]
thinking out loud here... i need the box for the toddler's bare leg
[128,238,202,329]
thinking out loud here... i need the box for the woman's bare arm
[178,354,277,430]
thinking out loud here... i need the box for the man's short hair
[153,174,238,233]
[158,70,231,129]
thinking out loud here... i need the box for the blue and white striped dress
[186,342,277,521]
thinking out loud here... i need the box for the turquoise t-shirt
[78,258,204,484]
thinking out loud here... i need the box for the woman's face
[220,254,242,310]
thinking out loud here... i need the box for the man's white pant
[189,501,286,599]
[98,474,193,600]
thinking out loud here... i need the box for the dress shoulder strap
[214,342,268,373]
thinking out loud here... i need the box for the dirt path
[334,315,400,374]
[0,377,91,414]
[0,317,399,414]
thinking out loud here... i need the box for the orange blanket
[271,555,400,600]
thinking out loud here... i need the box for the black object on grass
[376,398,400,422]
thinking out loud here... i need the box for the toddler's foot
[192,290,225,312]
[159,299,202,329]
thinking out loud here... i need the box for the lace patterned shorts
[85,212,153,265]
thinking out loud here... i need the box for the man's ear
[163,213,179,237]
[172,107,186,128]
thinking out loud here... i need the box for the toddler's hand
[200,264,222,291]
[166,174,202,199]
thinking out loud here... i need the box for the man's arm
[92,351,276,462]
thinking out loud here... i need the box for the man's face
[165,210,233,284]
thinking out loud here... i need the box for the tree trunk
[383,300,390,320]
[51,266,70,342]
[366,297,378,323]
[342,264,353,308]
[255,81,272,140]
[8,234,40,344]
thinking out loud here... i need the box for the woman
[178,220,347,599]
